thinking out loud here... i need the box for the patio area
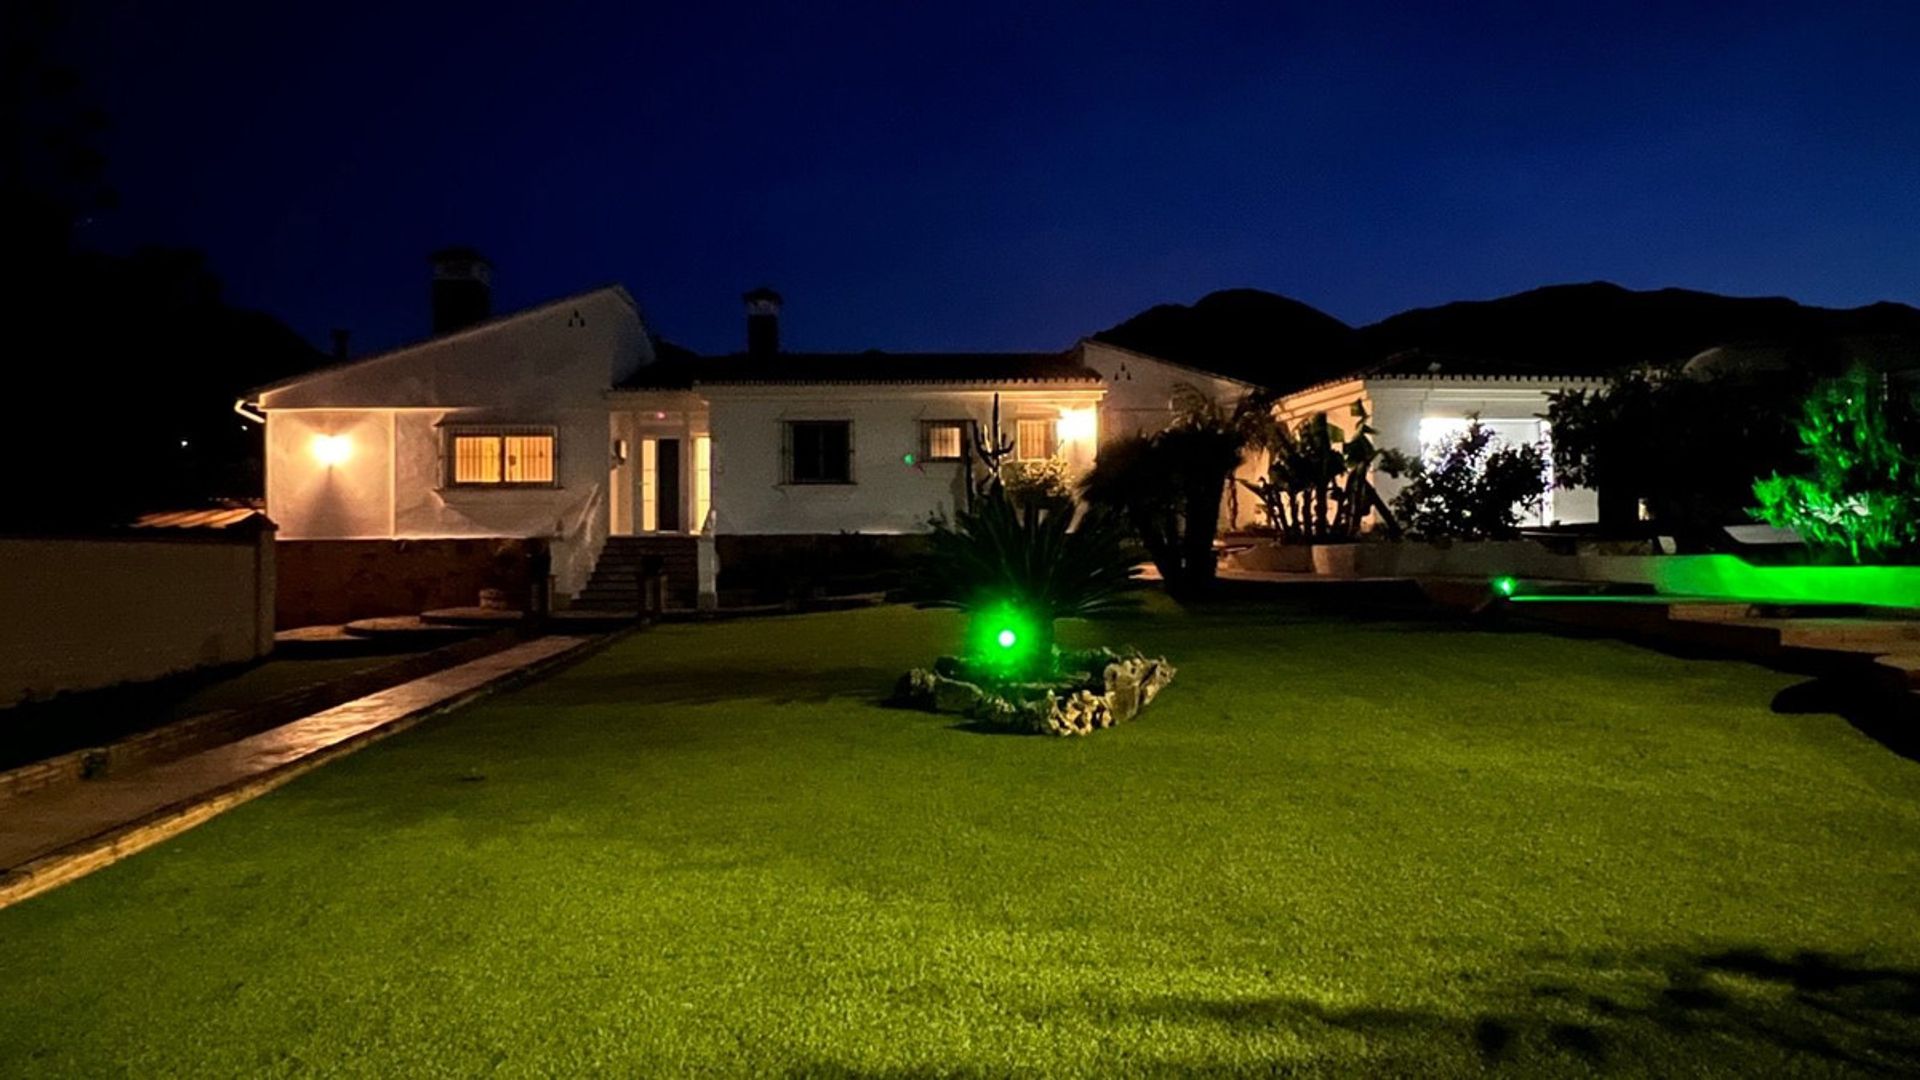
[1,601,1915,1075]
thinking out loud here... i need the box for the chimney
[431,246,492,334]
[743,286,782,356]
[330,328,351,362]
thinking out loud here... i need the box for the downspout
[233,397,267,424]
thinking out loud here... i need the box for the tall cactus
[967,393,1018,506]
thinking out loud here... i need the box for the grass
[2,600,1918,1075]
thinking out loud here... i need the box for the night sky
[65,1,1920,356]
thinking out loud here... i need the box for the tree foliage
[1079,386,1249,597]
[1751,367,1920,564]
[1545,366,1808,535]
[1387,419,1549,540]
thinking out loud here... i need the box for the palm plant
[1239,401,1397,542]
[919,487,1140,677]
[1081,385,1259,597]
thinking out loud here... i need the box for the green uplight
[968,602,1047,678]
[1491,575,1519,598]
[903,452,917,466]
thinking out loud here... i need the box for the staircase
[571,535,700,612]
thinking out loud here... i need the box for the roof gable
[250,285,644,404]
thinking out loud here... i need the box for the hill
[1093,283,1920,392]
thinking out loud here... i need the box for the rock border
[894,648,1176,736]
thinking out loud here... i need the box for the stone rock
[931,674,987,714]
[1103,656,1177,723]
[893,650,1176,736]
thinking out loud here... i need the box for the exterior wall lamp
[310,433,353,466]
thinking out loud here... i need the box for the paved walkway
[0,635,593,908]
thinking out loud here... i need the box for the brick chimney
[431,246,492,334]
[743,286,782,356]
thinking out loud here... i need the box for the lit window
[448,428,557,486]
[1015,419,1055,460]
[693,436,712,530]
[922,420,968,462]
[785,421,853,484]
[640,439,658,531]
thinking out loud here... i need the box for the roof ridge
[245,283,638,399]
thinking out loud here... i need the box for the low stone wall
[0,529,275,709]
[715,533,929,604]
[277,538,546,628]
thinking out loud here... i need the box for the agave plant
[919,487,1140,677]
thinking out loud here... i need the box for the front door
[654,438,682,532]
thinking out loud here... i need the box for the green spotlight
[1491,575,1519,598]
[996,628,1018,649]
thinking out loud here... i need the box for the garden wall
[0,528,276,708]
[715,534,928,604]
[1297,541,1920,608]
[277,537,546,629]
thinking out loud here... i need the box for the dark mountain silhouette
[1095,282,1920,392]
[1357,282,1920,379]
[1091,287,1358,388]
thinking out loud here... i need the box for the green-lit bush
[1751,367,1920,564]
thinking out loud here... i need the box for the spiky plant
[919,488,1140,677]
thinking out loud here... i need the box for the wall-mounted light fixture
[310,433,352,466]
[1055,408,1097,444]
[612,438,630,466]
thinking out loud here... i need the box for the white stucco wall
[1078,340,1255,441]
[1272,375,1604,528]
[1364,377,1601,526]
[704,384,1104,535]
[1079,340,1271,528]
[256,287,649,595]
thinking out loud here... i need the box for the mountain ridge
[1093,282,1920,392]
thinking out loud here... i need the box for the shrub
[1387,418,1548,540]
[999,457,1076,516]
[1751,367,1920,564]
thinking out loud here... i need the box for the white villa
[243,253,1253,611]
[243,251,1597,616]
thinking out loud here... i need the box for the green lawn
[3,601,1918,1075]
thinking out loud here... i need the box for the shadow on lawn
[534,665,898,707]
[1774,676,1920,763]
[1124,946,1920,1074]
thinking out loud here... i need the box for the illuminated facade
[242,286,1235,607]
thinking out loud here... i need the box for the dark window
[785,421,853,484]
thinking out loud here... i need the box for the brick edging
[0,629,632,912]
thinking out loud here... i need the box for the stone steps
[573,535,701,611]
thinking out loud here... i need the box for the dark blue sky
[69,1,1920,355]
